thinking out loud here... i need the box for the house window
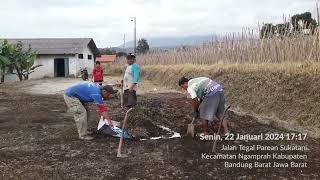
[78,54,84,59]
[88,55,92,60]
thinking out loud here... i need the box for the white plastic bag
[97,116,120,130]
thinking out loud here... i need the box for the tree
[275,22,291,37]
[260,11,318,39]
[136,38,150,54]
[116,52,127,58]
[0,54,10,83]
[99,48,113,55]
[260,24,276,39]
[291,12,318,33]
[10,42,42,81]
[18,49,41,80]
[0,40,42,82]
[0,40,15,83]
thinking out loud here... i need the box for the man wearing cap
[64,83,117,140]
[123,53,140,108]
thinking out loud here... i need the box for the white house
[5,38,100,81]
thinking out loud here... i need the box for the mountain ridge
[118,34,219,49]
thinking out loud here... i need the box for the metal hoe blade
[187,117,196,137]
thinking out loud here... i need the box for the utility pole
[317,2,320,26]
[131,17,136,54]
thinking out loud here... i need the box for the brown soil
[0,84,319,180]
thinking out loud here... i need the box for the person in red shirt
[92,61,104,85]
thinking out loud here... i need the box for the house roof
[2,38,100,56]
[96,55,116,63]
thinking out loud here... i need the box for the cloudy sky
[0,0,318,47]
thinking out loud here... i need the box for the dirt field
[0,77,319,180]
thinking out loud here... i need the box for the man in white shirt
[123,53,140,108]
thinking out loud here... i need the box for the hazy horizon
[1,0,319,47]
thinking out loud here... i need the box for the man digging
[178,77,230,135]
[64,83,117,140]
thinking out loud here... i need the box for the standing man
[178,77,230,135]
[64,83,117,140]
[123,53,140,108]
[92,61,104,86]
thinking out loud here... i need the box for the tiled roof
[2,38,100,56]
[96,55,116,63]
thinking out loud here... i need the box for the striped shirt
[187,77,223,99]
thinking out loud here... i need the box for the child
[92,61,104,85]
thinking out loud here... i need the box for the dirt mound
[106,99,171,139]
[106,93,191,139]
[125,109,168,138]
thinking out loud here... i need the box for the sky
[0,0,319,47]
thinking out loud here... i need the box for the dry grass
[108,28,320,137]
[109,62,320,78]
[114,28,320,65]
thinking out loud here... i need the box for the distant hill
[118,34,219,49]
[98,34,221,54]
[98,47,128,55]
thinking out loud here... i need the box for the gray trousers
[123,89,137,107]
[64,95,91,138]
[199,91,226,122]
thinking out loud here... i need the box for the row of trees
[99,38,150,56]
[260,12,318,38]
[0,40,41,83]
[99,48,116,55]
[99,48,129,58]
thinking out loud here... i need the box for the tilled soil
[0,84,319,180]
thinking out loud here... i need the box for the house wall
[74,46,95,76]
[4,74,19,83]
[29,45,94,79]
[4,46,95,82]
[69,55,78,76]
[29,54,76,79]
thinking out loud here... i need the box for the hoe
[187,117,196,137]
[117,107,134,158]
[212,105,231,153]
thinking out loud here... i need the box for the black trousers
[123,90,137,108]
